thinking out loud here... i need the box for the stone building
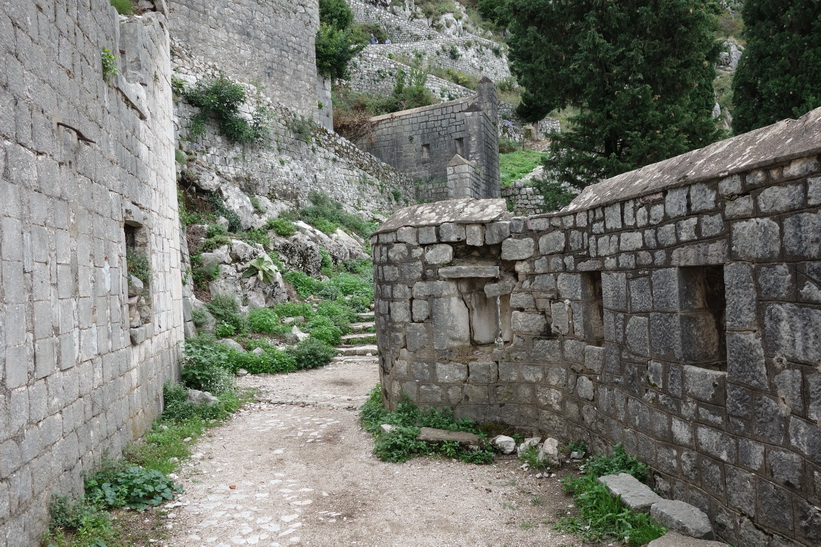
[355,78,500,202]
[372,107,821,545]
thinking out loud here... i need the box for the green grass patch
[360,385,495,464]
[499,146,546,187]
[556,444,665,545]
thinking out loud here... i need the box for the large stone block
[726,331,768,389]
[683,366,726,404]
[436,362,468,383]
[784,211,821,259]
[731,218,780,260]
[485,221,510,244]
[538,231,565,254]
[764,303,821,364]
[501,237,534,260]
[431,296,470,350]
[511,311,546,335]
[424,244,453,265]
[724,263,757,329]
[626,316,649,357]
[696,426,737,463]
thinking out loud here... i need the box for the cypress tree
[508,0,722,188]
[732,0,821,134]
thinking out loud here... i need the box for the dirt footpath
[165,357,592,547]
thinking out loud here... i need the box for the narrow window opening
[581,271,604,346]
[680,266,726,370]
[455,137,464,156]
[422,143,431,162]
[124,222,152,335]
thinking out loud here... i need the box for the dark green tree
[732,0,821,134]
[508,0,722,188]
[315,0,364,81]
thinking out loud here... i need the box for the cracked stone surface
[166,357,588,546]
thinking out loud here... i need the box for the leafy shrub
[206,224,228,238]
[243,255,279,284]
[46,495,118,546]
[290,337,337,369]
[205,294,246,335]
[283,270,324,298]
[180,336,237,390]
[305,315,343,345]
[234,345,298,374]
[191,306,209,327]
[85,462,180,511]
[207,194,243,233]
[184,76,267,144]
[161,382,235,422]
[582,444,648,481]
[273,301,313,318]
[126,249,151,287]
[533,178,576,212]
[268,217,297,236]
[101,47,118,82]
[248,307,282,334]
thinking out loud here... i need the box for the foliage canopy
[731,0,821,134]
[508,0,722,188]
[316,0,365,80]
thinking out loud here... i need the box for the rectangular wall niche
[124,221,152,340]
[581,271,604,346]
[680,266,726,370]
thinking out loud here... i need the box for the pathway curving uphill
[165,357,588,547]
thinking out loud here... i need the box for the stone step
[336,344,379,356]
[646,532,728,546]
[357,311,375,321]
[331,355,379,364]
[349,321,376,333]
[341,333,377,344]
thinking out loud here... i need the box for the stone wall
[356,79,499,201]
[167,0,320,122]
[501,181,545,216]
[172,46,416,215]
[372,108,821,546]
[0,1,182,544]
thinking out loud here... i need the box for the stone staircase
[335,312,378,359]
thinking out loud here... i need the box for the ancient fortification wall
[167,0,320,121]
[372,108,821,546]
[0,2,182,544]
[357,79,500,201]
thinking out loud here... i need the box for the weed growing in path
[360,385,495,464]
[556,444,665,545]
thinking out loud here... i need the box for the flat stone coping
[567,106,821,212]
[375,198,510,233]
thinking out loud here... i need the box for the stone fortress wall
[356,78,500,202]
[372,108,821,546]
[0,1,183,544]
[167,0,321,122]
[171,40,416,218]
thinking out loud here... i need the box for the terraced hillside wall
[372,108,821,546]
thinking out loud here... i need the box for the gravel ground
[164,357,596,547]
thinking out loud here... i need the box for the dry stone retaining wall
[0,2,182,544]
[372,108,821,546]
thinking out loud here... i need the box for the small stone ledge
[599,473,715,541]
[439,265,499,278]
[651,500,714,540]
[130,324,155,345]
[598,473,662,512]
[417,427,482,446]
[647,531,727,546]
